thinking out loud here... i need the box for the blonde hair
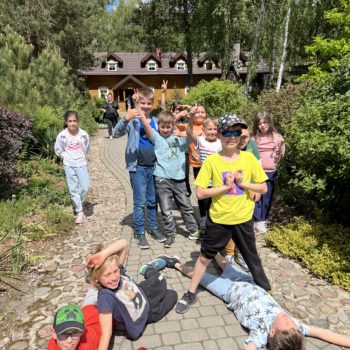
[137,88,154,101]
[203,118,218,128]
[158,110,175,125]
[87,243,120,289]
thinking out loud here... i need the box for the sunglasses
[221,129,242,138]
[57,331,82,341]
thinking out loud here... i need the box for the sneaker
[75,212,85,224]
[188,229,201,240]
[139,258,167,275]
[234,254,250,273]
[109,136,113,140]
[135,234,150,249]
[148,229,166,243]
[175,291,197,314]
[254,221,267,234]
[156,255,180,268]
[164,235,175,248]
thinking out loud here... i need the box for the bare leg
[174,253,229,279]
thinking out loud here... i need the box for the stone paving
[1,130,350,350]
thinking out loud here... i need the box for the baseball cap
[53,305,85,335]
[217,114,248,132]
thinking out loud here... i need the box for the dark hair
[170,101,181,113]
[252,111,276,139]
[267,328,304,350]
[63,110,79,128]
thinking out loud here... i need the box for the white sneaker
[254,221,267,234]
[75,212,85,224]
[109,136,113,140]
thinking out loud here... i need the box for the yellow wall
[85,74,220,111]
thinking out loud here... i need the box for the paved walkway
[1,130,350,350]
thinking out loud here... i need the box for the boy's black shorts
[200,217,253,259]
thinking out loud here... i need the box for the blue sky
[106,0,119,12]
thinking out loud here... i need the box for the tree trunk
[267,33,277,88]
[183,0,194,87]
[245,0,265,94]
[276,6,291,92]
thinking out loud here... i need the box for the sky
[106,0,119,12]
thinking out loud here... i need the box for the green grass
[265,217,350,291]
[0,158,75,284]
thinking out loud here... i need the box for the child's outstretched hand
[189,103,198,117]
[161,79,168,93]
[125,108,139,122]
[132,88,140,104]
[86,252,105,270]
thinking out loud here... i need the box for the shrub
[285,53,350,225]
[0,108,32,183]
[266,217,350,291]
[182,78,251,117]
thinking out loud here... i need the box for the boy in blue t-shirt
[114,88,165,249]
[136,109,199,248]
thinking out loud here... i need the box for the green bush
[266,217,350,291]
[182,78,251,117]
[285,53,350,225]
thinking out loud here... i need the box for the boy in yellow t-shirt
[176,114,271,314]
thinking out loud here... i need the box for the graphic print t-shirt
[62,129,88,167]
[194,151,268,225]
[97,274,150,340]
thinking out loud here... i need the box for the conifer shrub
[266,217,350,291]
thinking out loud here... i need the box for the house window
[147,60,157,71]
[98,86,109,99]
[176,60,186,71]
[205,60,213,70]
[107,60,118,71]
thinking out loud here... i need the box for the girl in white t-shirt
[54,111,90,224]
[187,116,222,233]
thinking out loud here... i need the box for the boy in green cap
[47,304,101,350]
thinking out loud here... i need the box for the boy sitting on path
[144,255,350,350]
[86,240,177,349]
[176,113,271,314]
[114,88,165,249]
[136,108,200,247]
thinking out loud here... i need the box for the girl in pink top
[252,112,285,234]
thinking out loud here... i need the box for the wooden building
[79,48,270,111]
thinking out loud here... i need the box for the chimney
[156,47,162,60]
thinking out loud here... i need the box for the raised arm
[186,106,199,144]
[136,106,153,139]
[160,79,168,110]
[308,326,350,348]
[86,239,128,269]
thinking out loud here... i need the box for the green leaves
[266,217,350,291]
[182,78,250,117]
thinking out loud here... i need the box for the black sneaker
[234,254,250,273]
[164,235,175,248]
[156,255,181,268]
[135,234,150,249]
[148,229,166,243]
[175,291,197,314]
